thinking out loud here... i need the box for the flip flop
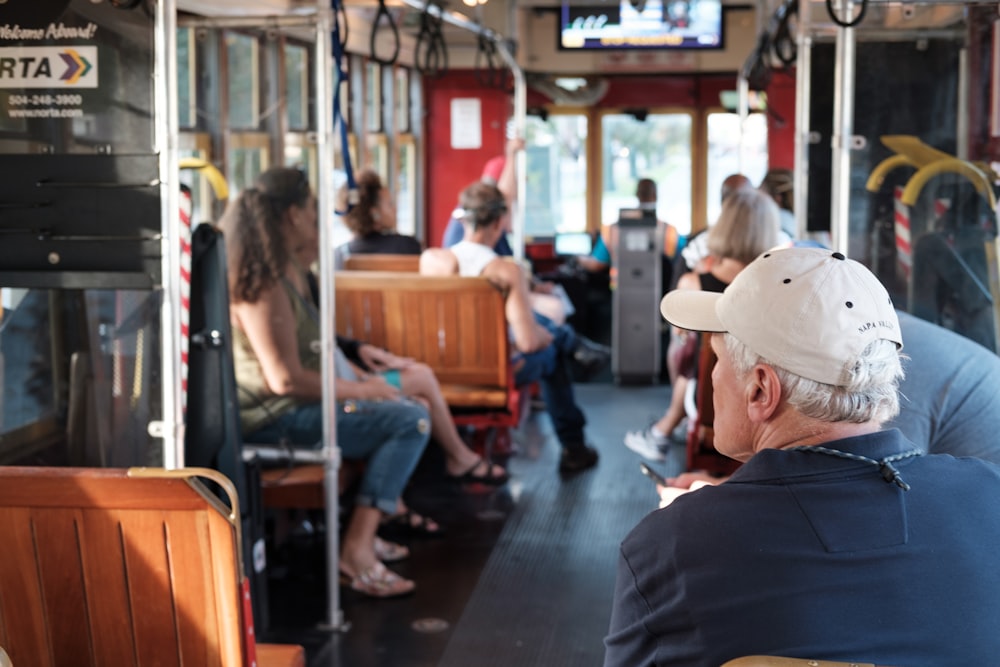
[339,562,415,598]
[374,537,409,563]
[382,509,445,538]
[447,458,510,486]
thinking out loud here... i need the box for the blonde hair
[707,188,781,264]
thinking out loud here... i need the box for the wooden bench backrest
[335,271,509,390]
[0,467,248,667]
[342,254,420,272]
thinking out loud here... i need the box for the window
[601,112,693,233]
[177,28,196,128]
[395,67,410,133]
[396,136,417,236]
[705,112,768,228]
[227,32,260,129]
[524,113,588,237]
[365,61,382,132]
[227,133,270,194]
[178,132,217,223]
[284,43,309,131]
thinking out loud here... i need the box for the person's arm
[496,137,525,205]
[604,545,662,667]
[357,344,414,372]
[483,259,552,353]
[232,285,398,402]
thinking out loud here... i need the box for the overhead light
[462,0,487,6]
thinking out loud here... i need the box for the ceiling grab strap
[335,0,349,50]
[331,0,357,214]
[369,0,401,66]
[475,30,502,89]
[415,1,448,77]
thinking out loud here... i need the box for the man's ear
[746,363,782,423]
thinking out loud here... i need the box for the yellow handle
[179,157,230,201]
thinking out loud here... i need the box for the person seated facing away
[605,247,1000,666]
[594,178,685,281]
[335,168,422,268]
[657,307,1000,502]
[420,181,602,473]
[441,137,524,254]
[673,172,754,285]
[759,167,796,240]
[623,187,780,461]
[221,167,429,598]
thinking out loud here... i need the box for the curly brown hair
[218,167,310,304]
[337,168,384,236]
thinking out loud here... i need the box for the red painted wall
[765,69,797,169]
[422,71,799,245]
[424,73,511,247]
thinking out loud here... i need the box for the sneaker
[623,427,670,462]
[559,444,600,472]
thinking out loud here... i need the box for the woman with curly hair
[220,167,429,598]
[334,168,421,267]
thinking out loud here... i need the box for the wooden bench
[335,270,517,413]
[0,466,304,667]
[343,253,420,272]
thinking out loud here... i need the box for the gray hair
[723,333,903,424]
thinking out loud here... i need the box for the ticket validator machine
[611,208,663,384]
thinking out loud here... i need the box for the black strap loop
[369,0,401,66]
[415,1,449,77]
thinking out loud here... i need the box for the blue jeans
[245,398,431,515]
[513,313,587,449]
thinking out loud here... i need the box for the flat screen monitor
[559,0,723,50]
[554,232,594,256]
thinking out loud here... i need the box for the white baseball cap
[660,247,902,386]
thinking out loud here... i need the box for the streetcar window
[524,113,589,237]
[601,111,692,234]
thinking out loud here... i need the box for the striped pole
[893,186,912,282]
[179,187,193,413]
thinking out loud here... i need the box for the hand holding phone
[639,462,668,487]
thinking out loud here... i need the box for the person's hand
[359,374,402,401]
[667,471,726,489]
[656,473,722,509]
[505,136,526,157]
[359,344,414,372]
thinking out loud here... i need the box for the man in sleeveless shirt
[605,247,1000,666]
[421,181,601,473]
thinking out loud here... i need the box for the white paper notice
[450,98,482,150]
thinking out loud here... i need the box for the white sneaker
[623,428,670,462]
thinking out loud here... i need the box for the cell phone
[639,462,668,487]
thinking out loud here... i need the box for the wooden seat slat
[343,254,420,272]
[335,271,513,410]
[0,467,303,667]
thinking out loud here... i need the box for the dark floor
[261,381,686,667]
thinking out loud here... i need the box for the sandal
[381,509,445,538]
[373,537,409,563]
[447,458,510,486]
[339,562,415,598]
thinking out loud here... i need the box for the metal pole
[736,73,749,174]
[495,41,527,263]
[830,0,856,255]
[156,0,183,468]
[314,0,347,632]
[794,32,812,241]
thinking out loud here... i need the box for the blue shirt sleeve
[442,218,464,248]
[591,236,611,264]
[495,233,514,257]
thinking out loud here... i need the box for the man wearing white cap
[604,247,1000,666]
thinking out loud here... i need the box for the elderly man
[604,247,1000,666]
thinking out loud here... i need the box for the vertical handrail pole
[315,0,346,631]
[156,0,183,468]
[495,42,526,263]
[830,0,856,255]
